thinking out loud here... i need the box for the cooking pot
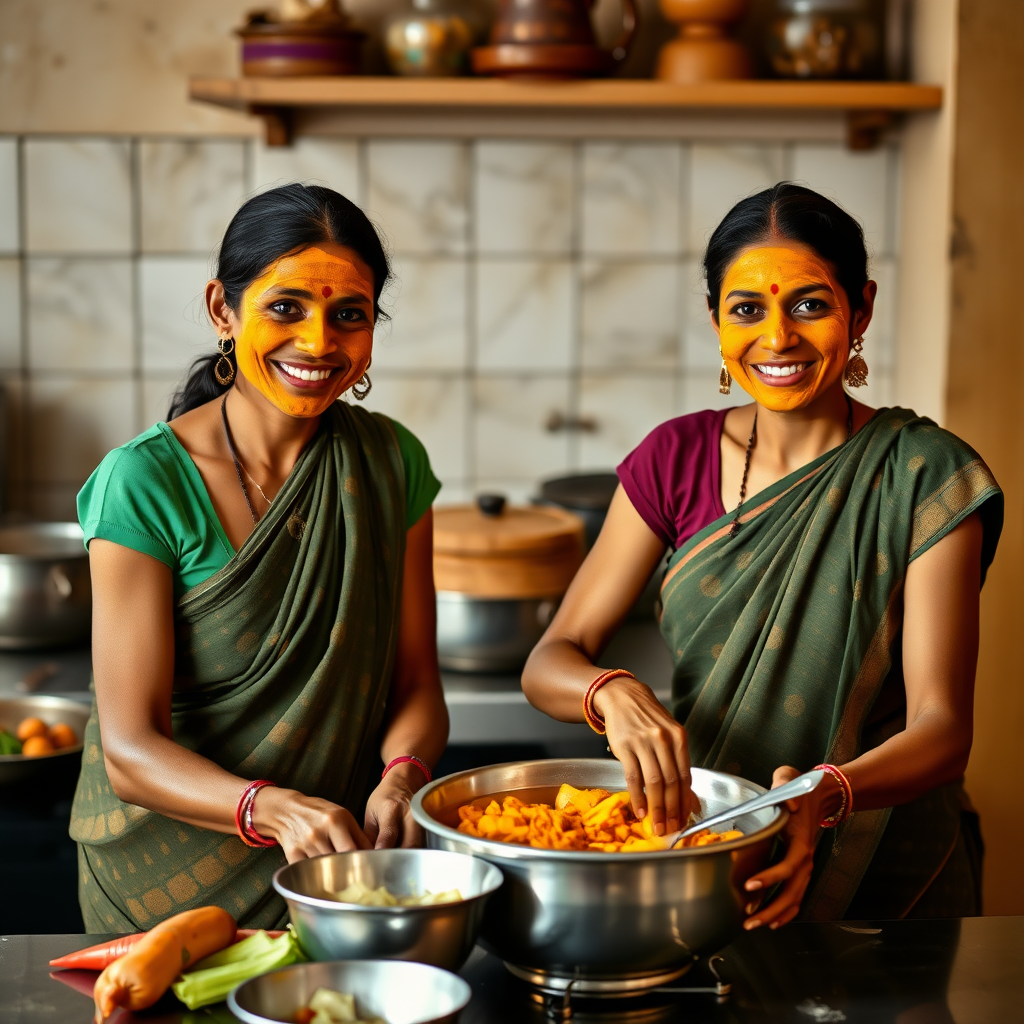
[434,496,585,673]
[413,758,785,995]
[539,472,618,549]
[0,523,91,649]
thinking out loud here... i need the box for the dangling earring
[351,372,372,401]
[844,336,869,388]
[719,356,731,396]
[214,337,236,386]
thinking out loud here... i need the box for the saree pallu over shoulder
[71,403,407,932]
[659,408,1002,920]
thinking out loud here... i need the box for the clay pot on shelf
[472,0,638,79]
[237,5,365,77]
[656,0,753,83]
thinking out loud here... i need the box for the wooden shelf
[189,77,942,149]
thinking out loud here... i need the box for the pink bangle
[813,763,853,828]
[382,755,432,784]
[236,780,278,848]
[583,670,637,735]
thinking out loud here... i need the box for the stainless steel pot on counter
[412,758,787,995]
[0,523,91,648]
[434,496,585,673]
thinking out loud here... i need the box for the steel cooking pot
[0,523,91,648]
[412,758,787,995]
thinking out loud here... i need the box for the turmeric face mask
[234,244,376,418]
[716,245,852,412]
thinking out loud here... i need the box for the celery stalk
[172,928,308,1010]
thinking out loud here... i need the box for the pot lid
[539,472,619,512]
[434,495,585,555]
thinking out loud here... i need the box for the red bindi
[770,284,779,295]
[321,285,333,298]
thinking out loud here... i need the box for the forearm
[380,674,448,769]
[522,636,607,722]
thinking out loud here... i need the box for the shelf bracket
[846,109,896,151]
[249,105,293,147]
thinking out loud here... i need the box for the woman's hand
[363,764,426,850]
[592,676,701,836]
[253,787,371,863]
[741,765,844,930]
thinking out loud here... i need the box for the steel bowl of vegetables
[410,758,789,995]
[0,694,89,794]
[272,848,503,971]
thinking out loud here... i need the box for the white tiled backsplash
[0,135,900,518]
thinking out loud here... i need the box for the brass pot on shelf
[656,0,753,83]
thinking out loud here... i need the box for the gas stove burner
[505,961,692,998]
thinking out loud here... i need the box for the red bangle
[813,763,853,828]
[583,670,637,735]
[235,780,278,848]
[382,756,432,784]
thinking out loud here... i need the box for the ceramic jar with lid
[766,0,883,79]
[433,496,585,673]
[384,0,485,77]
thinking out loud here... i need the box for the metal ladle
[666,768,825,849]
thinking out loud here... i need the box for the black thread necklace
[729,393,854,538]
[221,393,266,525]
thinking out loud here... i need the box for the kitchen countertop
[3,916,1021,1023]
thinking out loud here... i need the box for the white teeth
[279,362,333,383]
[755,362,809,378]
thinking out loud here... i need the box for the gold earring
[351,373,372,401]
[719,357,731,395]
[844,337,868,388]
[214,337,235,386]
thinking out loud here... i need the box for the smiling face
[715,244,858,412]
[232,243,376,418]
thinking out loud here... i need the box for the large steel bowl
[411,759,788,994]
[273,849,503,970]
[0,694,90,795]
[228,960,471,1024]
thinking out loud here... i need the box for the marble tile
[866,257,897,372]
[367,141,469,255]
[27,258,134,372]
[476,259,573,372]
[791,143,894,257]
[253,137,361,200]
[29,376,137,485]
[373,258,468,371]
[0,139,18,254]
[140,140,246,254]
[0,258,21,369]
[140,256,214,375]
[24,139,131,254]
[359,373,468,482]
[475,142,574,256]
[578,373,675,471]
[580,260,679,370]
[581,143,682,256]
[677,368,745,417]
[141,374,185,429]
[679,258,720,372]
[0,373,29,496]
[688,143,786,256]
[472,375,572,482]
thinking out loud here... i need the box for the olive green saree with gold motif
[71,403,406,932]
[660,408,1002,920]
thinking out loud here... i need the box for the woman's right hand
[254,787,371,862]
[592,676,700,836]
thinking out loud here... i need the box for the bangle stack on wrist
[382,755,432,783]
[583,669,637,735]
[813,763,853,828]
[235,779,278,847]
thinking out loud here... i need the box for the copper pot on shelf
[656,0,753,83]
[472,0,638,79]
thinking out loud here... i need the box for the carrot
[91,906,236,1023]
[50,928,283,971]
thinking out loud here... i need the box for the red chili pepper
[49,928,283,970]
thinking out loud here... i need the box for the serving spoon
[665,768,825,850]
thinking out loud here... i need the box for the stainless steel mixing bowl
[0,694,90,793]
[411,759,788,993]
[273,849,503,970]
[228,960,472,1024]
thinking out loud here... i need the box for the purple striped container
[238,22,365,76]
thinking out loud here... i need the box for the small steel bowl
[228,959,472,1024]
[0,694,90,794]
[273,848,503,970]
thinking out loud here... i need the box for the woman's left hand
[740,765,844,931]
[363,763,426,849]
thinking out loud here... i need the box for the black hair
[168,183,390,419]
[703,182,869,321]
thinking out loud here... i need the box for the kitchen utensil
[472,0,638,79]
[228,959,471,1024]
[766,0,883,79]
[0,524,91,649]
[0,694,90,793]
[272,848,503,970]
[667,768,824,848]
[657,0,753,82]
[434,496,584,673]
[412,759,787,994]
[385,0,484,76]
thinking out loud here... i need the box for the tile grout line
[130,137,144,436]
[15,135,29,515]
[464,140,477,499]
[567,139,584,473]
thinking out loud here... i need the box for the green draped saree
[660,408,1002,920]
[70,403,406,932]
